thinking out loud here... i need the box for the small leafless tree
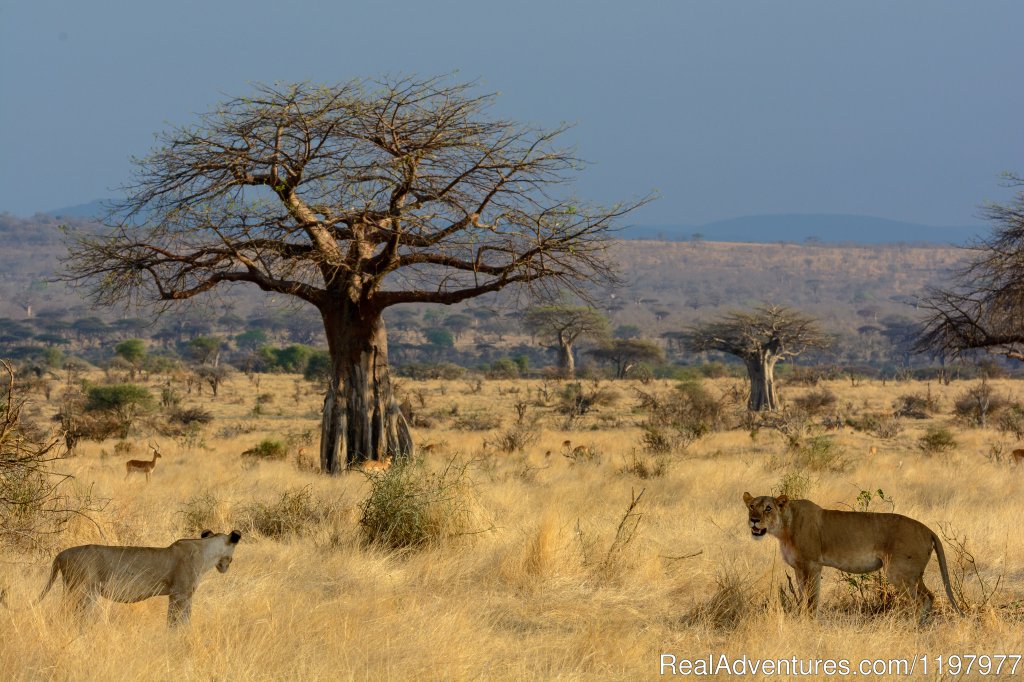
[917,174,1024,361]
[1,361,92,547]
[685,305,831,411]
[63,75,650,473]
[522,305,609,378]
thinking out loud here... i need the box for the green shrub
[242,438,288,460]
[304,351,332,382]
[359,458,478,549]
[83,383,155,438]
[918,425,957,454]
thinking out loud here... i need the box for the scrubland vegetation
[3,368,1024,680]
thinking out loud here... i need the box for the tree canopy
[66,76,647,315]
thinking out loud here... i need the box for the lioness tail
[931,532,965,616]
[37,556,61,604]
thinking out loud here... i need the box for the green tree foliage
[304,351,332,382]
[187,336,222,366]
[115,338,147,365]
[84,383,155,437]
[588,339,664,379]
[425,328,455,348]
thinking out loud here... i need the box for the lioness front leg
[795,563,822,615]
[168,593,193,627]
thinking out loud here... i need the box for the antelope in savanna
[125,442,162,482]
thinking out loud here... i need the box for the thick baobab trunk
[745,354,780,411]
[320,308,413,474]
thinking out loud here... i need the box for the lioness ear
[229,530,242,544]
[200,530,214,538]
[742,492,753,505]
[775,495,789,507]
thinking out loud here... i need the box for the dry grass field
[3,371,1024,680]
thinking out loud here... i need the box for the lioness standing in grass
[742,492,963,622]
[38,529,242,626]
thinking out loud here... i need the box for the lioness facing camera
[742,492,963,622]
[38,529,242,626]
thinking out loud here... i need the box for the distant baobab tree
[65,75,650,473]
[685,305,831,411]
[522,305,609,378]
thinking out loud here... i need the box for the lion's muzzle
[749,520,767,537]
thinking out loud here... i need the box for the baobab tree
[522,305,609,377]
[65,76,647,473]
[917,175,1024,361]
[685,305,830,411]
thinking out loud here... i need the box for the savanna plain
[3,371,1024,681]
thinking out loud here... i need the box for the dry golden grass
[2,373,1024,680]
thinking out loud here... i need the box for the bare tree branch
[917,175,1024,360]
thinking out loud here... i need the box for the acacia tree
[917,175,1024,360]
[65,76,646,473]
[522,305,609,377]
[685,305,830,411]
[587,338,664,379]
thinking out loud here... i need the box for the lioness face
[201,529,242,573]
[742,492,788,539]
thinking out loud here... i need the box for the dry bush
[493,422,539,454]
[870,414,904,439]
[996,404,1024,440]
[792,387,837,416]
[953,382,1010,428]
[636,382,728,452]
[556,381,621,421]
[845,411,903,438]
[751,408,812,449]
[597,487,646,579]
[171,406,214,427]
[178,491,222,535]
[792,435,848,472]
[893,391,939,419]
[239,486,339,539]
[685,567,758,630]
[359,458,482,549]
[0,361,95,549]
[452,411,502,431]
[617,451,668,479]
[772,471,811,499]
[938,523,1002,613]
[216,420,259,438]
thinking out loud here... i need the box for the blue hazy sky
[1,1,1021,226]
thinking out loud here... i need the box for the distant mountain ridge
[40,200,984,245]
[622,214,984,245]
